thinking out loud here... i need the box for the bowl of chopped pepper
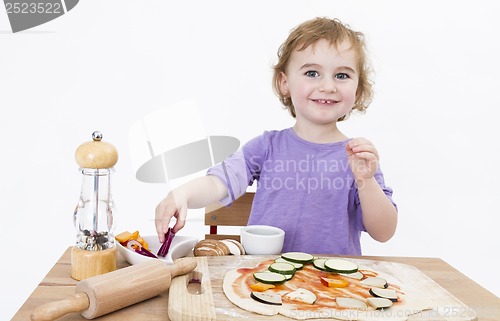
[115,230,198,265]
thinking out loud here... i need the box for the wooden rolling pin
[31,257,197,321]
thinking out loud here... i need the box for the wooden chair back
[204,192,254,241]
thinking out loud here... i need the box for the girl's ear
[278,72,289,96]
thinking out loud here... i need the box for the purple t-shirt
[207,128,396,255]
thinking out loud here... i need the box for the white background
[1,1,499,319]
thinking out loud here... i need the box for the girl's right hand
[155,191,188,243]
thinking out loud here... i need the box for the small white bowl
[116,235,198,265]
[240,225,285,255]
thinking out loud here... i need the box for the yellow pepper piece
[136,235,149,250]
[116,230,149,249]
[320,277,349,288]
[115,231,132,243]
[250,282,276,292]
[129,230,140,240]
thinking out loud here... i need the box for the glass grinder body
[71,131,119,280]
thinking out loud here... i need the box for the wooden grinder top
[75,131,118,169]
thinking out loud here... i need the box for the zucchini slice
[312,258,328,271]
[336,297,368,310]
[281,252,314,264]
[253,271,286,284]
[339,271,364,280]
[369,287,398,302]
[251,291,282,305]
[324,258,358,274]
[268,262,296,275]
[361,276,388,288]
[275,257,304,270]
[367,297,393,310]
[284,288,317,304]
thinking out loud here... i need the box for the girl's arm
[155,175,228,242]
[356,177,397,242]
[346,138,398,242]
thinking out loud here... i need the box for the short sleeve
[206,149,248,206]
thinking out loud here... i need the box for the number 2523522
[5,2,62,14]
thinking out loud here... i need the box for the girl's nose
[319,78,337,93]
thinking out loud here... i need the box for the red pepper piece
[157,227,175,257]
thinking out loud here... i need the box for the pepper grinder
[71,131,118,280]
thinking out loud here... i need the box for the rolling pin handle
[30,292,90,321]
[170,257,197,278]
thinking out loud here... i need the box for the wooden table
[13,247,500,321]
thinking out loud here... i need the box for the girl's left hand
[346,137,379,181]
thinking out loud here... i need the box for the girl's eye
[305,70,319,78]
[335,73,350,80]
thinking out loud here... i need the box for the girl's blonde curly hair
[272,17,373,121]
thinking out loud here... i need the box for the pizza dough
[223,257,434,321]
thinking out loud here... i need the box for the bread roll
[194,239,230,256]
[221,239,245,255]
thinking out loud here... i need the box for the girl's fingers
[348,142,379,159]
[351,151,378,161]
[156,224,166,243]
[155,201,173,242]
[172,206,187,234]
[156,216,171,243]
[172,218,186,234]
[348,138,380,180]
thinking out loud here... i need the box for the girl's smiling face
[279,39,359,127]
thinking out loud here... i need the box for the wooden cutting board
[168,256,216,321]
[168,256,477,321]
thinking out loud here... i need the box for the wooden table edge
[11,247,500,321]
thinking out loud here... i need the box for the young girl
[155,17,397,255]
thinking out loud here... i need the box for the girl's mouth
[313,99,337,104]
